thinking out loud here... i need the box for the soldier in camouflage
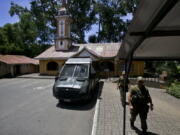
[117,71,129,106]
[128,76,153,135]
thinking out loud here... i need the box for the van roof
[66,58,92,64]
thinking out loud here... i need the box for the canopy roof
[119,0,180,60]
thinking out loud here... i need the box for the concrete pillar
[10,65,14,77]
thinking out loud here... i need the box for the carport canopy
[118,0,180,60]
[119,1,180,135]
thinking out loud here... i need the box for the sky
[0,0,30,27]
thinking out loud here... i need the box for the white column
[10,65,14,77]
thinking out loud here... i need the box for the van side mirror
[90,73,96,78]
[91,66,96,78]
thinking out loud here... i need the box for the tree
[0,23,24,54]
[95,0,138,42]
[30,0,58,44]
[88,34,98,43]
[67,0,96,43]
[10,1,56,45]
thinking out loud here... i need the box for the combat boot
[142,130,148,135]
[130,121,135,130]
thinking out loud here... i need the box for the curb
[91,98,100,135]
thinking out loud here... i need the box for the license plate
[64,99,71,102]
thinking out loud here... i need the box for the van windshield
[60,64,76,78]
[74,64,88,78]
[60,64,89,78]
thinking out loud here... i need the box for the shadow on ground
[56,81,104,111]
[133,126,159,135]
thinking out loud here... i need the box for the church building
[35,4,144,77]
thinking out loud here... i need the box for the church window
[60,41,63,46]
[59,20,65,37]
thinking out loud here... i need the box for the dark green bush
[167,80,180,98]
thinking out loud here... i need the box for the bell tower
[55,0,72,51]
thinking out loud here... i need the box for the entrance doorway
[15,65,21,75]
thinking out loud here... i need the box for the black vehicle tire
[96,81,100,89]
[87,90,93,102]
[58,99,64,103]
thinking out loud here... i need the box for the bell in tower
[55,0,72,51]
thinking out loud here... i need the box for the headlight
[79,81,88,94]
[79,87,87,94]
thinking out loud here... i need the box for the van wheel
[88,91,93,101]
[96,82,100,89]
[58,99,64,103]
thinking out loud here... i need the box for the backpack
[131,85,151,108]
[131,87,145,108]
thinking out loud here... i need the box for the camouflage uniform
[117,75,129,106]
[129,85,152,133]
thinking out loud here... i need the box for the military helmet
[137,76,144,82]
[122,71,125,75]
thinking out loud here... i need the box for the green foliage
[0,23,24,55]
[10,0,56,44]
[0,22,50,57]
[177,65,180,73]
[167,80,180,98]
[154,61,179,82]
[30,0,58,44]
[95,0,138,42]
[67,0,96,43]
[0,1,52,57]
[24,44,51,58]
[88,34,98,43]
[9,2,29,17]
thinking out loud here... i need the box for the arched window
[47,62,58,71]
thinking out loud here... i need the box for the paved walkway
[96,80,180,135]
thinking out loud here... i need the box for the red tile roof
[0,55,39,65]
[35,43,121,60]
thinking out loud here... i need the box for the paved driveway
[0,78,97,135]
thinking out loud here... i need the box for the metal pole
[123,63,126,135]
[123,54,133,135]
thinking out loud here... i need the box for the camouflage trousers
[130,105,149,131]
[119,87,125,106]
